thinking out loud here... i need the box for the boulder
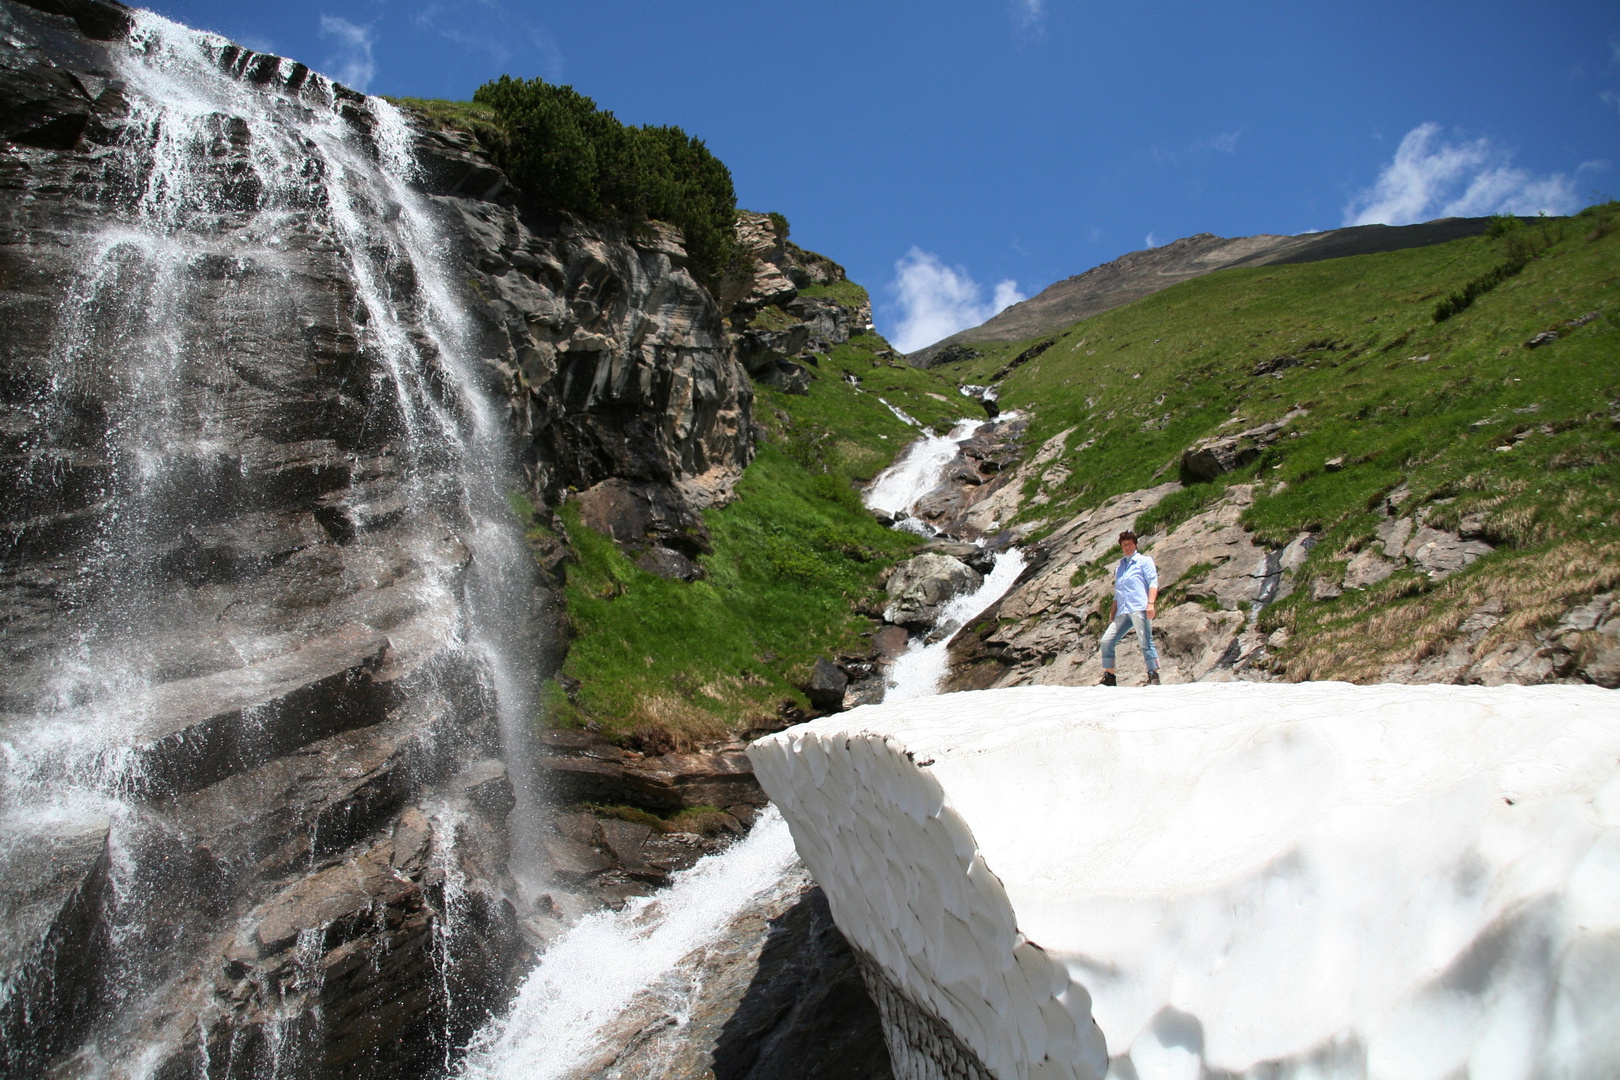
[883,554,982,628]
[1343,548,1398,589]
[808,658,850,712]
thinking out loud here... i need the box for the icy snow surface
[747,682,1620,1080]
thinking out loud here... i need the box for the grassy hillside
[545,332,978,745]
[939,206,1620,681]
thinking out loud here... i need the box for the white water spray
[457,809,800,1080]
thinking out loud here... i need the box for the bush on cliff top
[471,76,737,285]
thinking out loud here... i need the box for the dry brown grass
[622,694,731,752]
[1287,541,1620,682]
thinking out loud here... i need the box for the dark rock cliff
[0,1,759,1076]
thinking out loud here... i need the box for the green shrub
[471,76,737,284]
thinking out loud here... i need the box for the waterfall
[0,8,543,1067]
[883,549,1026,702]
[862,418,984,536]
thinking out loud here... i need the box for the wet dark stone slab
[0,814,113,1077]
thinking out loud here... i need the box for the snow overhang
[747,683,1620,1080]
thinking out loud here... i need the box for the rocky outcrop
[1179,410,1306,481]
[720,211,874,390]
[883,554,982,630]
[904,416,1030,538]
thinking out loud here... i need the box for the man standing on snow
[1098,529,1160,686]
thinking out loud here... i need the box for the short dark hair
[1119,530,1138,543]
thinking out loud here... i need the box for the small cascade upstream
[883,551,1026,702]
[864,416,1029,700]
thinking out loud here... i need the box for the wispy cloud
[1144,232,1163,248]
[1152,129,1242,166]
[1012,0,1045,33]
[320,15,375,92]
[885,249,1025,354]
[1343,123,1580,227]
[410,4,564,81]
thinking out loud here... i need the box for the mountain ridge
[908,217,1497,366]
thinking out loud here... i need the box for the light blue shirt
[1114,552,1158,614]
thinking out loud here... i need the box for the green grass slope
[940,207,1620,682]
[546,332,977,744]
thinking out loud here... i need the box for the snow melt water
[863,418,985,532]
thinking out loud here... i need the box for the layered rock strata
[749,683,1620,1080]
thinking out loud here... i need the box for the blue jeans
[1100,609,1157,671]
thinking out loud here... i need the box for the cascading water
[456,808,800,1080]
[863,418,984,536]
[882,550,1026,702]
[863,415,1029,699]
[0,9,543,1072]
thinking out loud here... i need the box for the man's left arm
[1145,559,1159,619]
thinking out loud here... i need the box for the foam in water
[457,808,800,1080]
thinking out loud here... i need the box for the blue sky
[144,1,1619,351]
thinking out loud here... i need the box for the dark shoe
[1146,671,1160,685]
[1098,672,1117,686]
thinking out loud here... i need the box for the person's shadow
[711,886,894,1080]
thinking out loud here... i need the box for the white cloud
[885,249,1026,354]
[1343,123,1580,227]
[1204,130,1241,154]
[320,15,375,92]
[1144,232,1163,248]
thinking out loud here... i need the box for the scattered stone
[1525,331,1559,348]
[1324,455,1346,471]
[1311,576,1344,601]
[1343,549,1397,589]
